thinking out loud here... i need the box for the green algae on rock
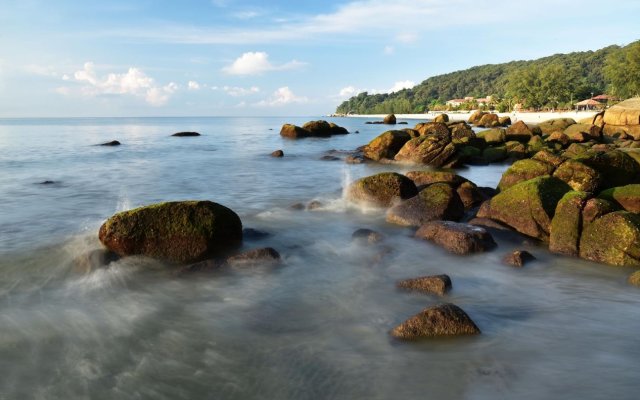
[386,183,464,227]
[579,211,640,267]
[497,159,556,192]
[549,191,591,257]
[98,201,242,264]
[598,184,640,213]
[552,159,602,192]
[363,130,412,161]
[347,172,418,208]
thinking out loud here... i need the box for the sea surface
[0,117,638,399]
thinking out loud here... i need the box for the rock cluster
[280,120,349,139]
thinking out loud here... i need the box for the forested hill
[336,40,640,114]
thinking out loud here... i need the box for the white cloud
[188,80,201,90]
[223,85,260,97]
[66,62,178,106]
[388,80,415,93]
[339,86,361,98]
[222,51,305,75]
[257,87,308,107]
[383,45,395,55]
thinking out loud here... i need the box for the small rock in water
[398,121,408,125]
[320,155,341,161]
[178,258,226,274]
[354,130,360,134]
[396,274,452,296]
[39,180,57,185]
[502,250,535,267]
[307,200,323,210]
[391,303,481,340]
[629,270,640,287]
[352,228,384,244]
[172,131,201,137]
[226,247,281,266]
[345,155,365,164]
[271,149,284,157]
[99,140,121,146]
[289,203,305,210]
[73,249,120,273]
[415,221,496,254]
[243,228,271,240]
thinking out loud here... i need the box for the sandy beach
[343,110,600,124]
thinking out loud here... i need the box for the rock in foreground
[415,221,496,254]
[579,211,640,267]
[99,201,242,264]
[391,303,480,340]
[347,172,418,207]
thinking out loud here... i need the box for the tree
[604,41,640,98]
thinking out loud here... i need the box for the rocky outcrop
[98,201,243,264]
[415,221,496,254]
[363,130,413,161]
[579,211,640,266]
[601,98,640,139]
[391,303,480,340]
[280,121,349,139]
[347,172,418,207]
[396,274,452,296]
[386,183,464,227]
[549,191,591,256]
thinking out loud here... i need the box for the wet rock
[243,228,271,240]
[391,303,481,340]
[506,120,535,142]
[573,150,640,189]
[363,130,412,161]
[415,221,496,254]
[477,176,571,241]
[345,155,366,164]
[172,131,201,137]
[99,140,121,146]
[629,270,640,287]
[549,191,590,257]
[271,149,284,157]
[482,146,508,163]
[179,258,226,274]
[502,250,535,267]
[579,211,640,266]
[289,203,306,210]
[351,228,384,244]
[383,114,397,124]
[347,172,418,207]
[581,198,618,226]
[98,201,243,264]
[39,180,57,185]
[396,274,452,296]
[478,128,506,144]
[73,249,120,273]
[552,160,601,192]
[398,122,408,125]
[497,159,556,192]
[537,118,576,135]
[477,113,500,128]
[226,247,281,266]
[433,114,449,123]
[386,183,464,227]
[320,155,341,161]
[598,184,640,213]
[307,200,323,210]
[280,124,311,139]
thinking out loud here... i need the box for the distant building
[591,94,620,103]
[446,99,467,107]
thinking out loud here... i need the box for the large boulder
[476,176,571,241]
[415,221,496,254]
[552,159,602,192]
[598,184,640,213]
[602,98,640,126]
[468,110,486,125]
[404,171,468,188]
[391,303,481,340]
[383,114,397,124]
[477,128,506,145]
[506,120,535,142]
[394,135,456,166]
[347,172,418,207]
[280,124,310,139]
[549,191,591,256]
[563,123,602,141]
[386,183,464,227]
[363,130,412,161]
[301,120,348,136]
[579,211,640,266]
[477,113,500,128]
[573,150,640,189]
[98,201,243,264]
[497,159,556,192]
[414,122,450,137]
[537,118,576,135]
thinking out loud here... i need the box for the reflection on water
[0,117,639,399]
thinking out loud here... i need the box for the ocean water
[0,117,638,399]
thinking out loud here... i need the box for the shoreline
[340,110,599,124]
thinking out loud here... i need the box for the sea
[0,116,638,399]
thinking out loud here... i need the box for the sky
[0,0,639,117]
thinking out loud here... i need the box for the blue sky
[1,0,638,117]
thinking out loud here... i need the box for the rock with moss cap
[598,184,640,213]
[497,159,556,192]
[386,183,464,227]
[477,176,571,241]
[394,135,456,166]
[363,130,413,161]
[538,118,576,135]
[564,123,602,141]
[347,172,418,208]
[477,113,500,128]
[391,303,480,340]
[549,191,591,256]
[404,170,468,188]
[302,120,348,136]
[552,159,602,192]
[573,150,640,189]
[477,128,506,145]
[579,211,640,266]
[98,201,243,264]
[506,120,535,142]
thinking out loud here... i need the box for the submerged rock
[226,247,281,266]
[243,228,271,240]
[99,140,121,146]
[271,149,284,157]
[396,274,452,296]
[73,249,120,273]
[347,172,418,207]
[502,250,535,267]
[172,132,200,137]
[415,221,496,254]
[351,228,384,244]
[629,270,640,287]
[98,201,242,264]
[391,303,481,340]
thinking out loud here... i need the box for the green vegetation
[336,40,640,114]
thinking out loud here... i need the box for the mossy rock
[564,123,601,141]
[582,198,618,226]
[404,171,468,188]
[506,120,534,142]
[457,145,483,163]
[347,172,418,207]
[450,123,475,142]
[363,130,412,161]
[386,183,464,227]
[563,143,589,158]
[538,118,576,135]
[433,114,449,123]
[549,191,591,257]
[477,128,506,144]
[415,122,450,138]
[552,159,602,192]
[482,146,508,163]
[532,149,564,168]
[280,124,310,139]
[498,159,556,191]
[527,135,547,155]
[573,150,640,189]
[478,176,572,241]
[98,201,243,264]
[477,113,500,128]
[546,132,570,147]
[505,141,527,160]
[579,211,640,266]
[629,270,640,287]
[598,184,640,213]
[395,135,455,166]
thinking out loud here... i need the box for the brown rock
[391,303,481,340]
[280,124,310,139]
[629,270,640,287]
[352,228,384,244]
[477,113,499,127]
[415,221,496,254]
[396,274,452,296]
[386,183,465,227]
[226,247,281,266]
[383,114,397,124]
[271,149,284,157]
[347,172,418,207]
[581,198,618,226]
[502,250,535,267]
[433,114,449,123]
